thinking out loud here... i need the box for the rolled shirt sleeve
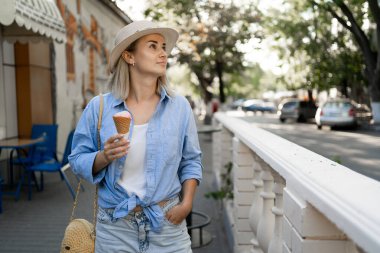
[178,106,203,185]
[68,97,106,184]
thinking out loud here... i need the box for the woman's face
[130,33,168,77]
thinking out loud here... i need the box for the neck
[129,72,159,103]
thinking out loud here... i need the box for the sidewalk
[0,119,230,253]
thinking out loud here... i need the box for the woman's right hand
[102,134,130,163]
[93,134,129,175]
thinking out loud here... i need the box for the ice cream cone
[113,111,132,134]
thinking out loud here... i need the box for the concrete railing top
[214,112,380,253]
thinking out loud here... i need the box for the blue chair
[32,124,59,162]
[10,125,59,187]
[26,130,76,200]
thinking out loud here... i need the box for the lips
[157,62,167,65]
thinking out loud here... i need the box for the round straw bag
[60,218,95,253]
[60,94,103,253]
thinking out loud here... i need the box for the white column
[220,128,233,175]
[283,187,360,253]
[212,124,222,185]
[232,137,255,252]
[268,172,285,253]
[213,127,233,189]
[249,153,264,253]
[257,164,275,253]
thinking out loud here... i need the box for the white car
[315,99,372,129]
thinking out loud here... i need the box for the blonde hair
[108,57,175,100]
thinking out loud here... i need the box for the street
[229,111,380,181]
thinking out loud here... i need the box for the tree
[225,63,265,99]
[309,0,380,122]
[145,0,261,103]
[263,0,367,103]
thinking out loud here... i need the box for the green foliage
[224,64,265,98]
[331,155,342,164]
[145,0,261,102]
[262,0,368,97]
[205,162,234,201]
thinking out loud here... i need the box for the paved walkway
[0,120,230,253]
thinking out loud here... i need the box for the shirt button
[119,165,123,169]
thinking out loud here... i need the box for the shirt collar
[159,86,172,103]
[111,96,124,108]
[111,86,172,108]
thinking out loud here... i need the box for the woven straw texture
[60,219,95,253]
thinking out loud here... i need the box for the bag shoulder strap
[97,93,104,150]
[70,94,103,227]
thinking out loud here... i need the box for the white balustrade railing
[212,112,380,253]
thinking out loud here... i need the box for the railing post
[212,125,222,186]
[214,113,380,253]
[257,163,275,253]
[215,128,232,187]
[249,153,264,253]
[268,172,285,253]
[232,137,255,252]
[283,187,359,253]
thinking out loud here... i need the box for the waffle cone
[113,116,131,134]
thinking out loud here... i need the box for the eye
[149,44,157,49]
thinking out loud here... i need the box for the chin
[155,69,166,76]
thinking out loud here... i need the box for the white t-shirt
[118,123,148,199]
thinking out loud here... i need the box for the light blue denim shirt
[68,88,202,232]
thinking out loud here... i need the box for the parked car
[315,99,372,129]
[278,99,317,122]
[242,99,276,113]
[261,101,277,113]
[242,99,264,112]
[230,98,246,110]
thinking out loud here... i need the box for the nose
[159,48,167,58]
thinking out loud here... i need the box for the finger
[110,139,130,149]
[104,150,114,162]
[113,152,127,159]
[166,211,172,220]
[116,138,130,148]
[109,144,129,158]
[113,147,129,157]
[107,134,124,144]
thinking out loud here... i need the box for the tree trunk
[195,72,213,104]
[341,78,349,98]
[216,61,226,103]
[307,89,314,102]
[370,69,380,123]
[323,0,380,121]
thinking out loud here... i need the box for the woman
[68,20,202,253]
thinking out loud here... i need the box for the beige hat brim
[109,27,179,73]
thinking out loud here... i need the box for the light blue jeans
[95,197,192,253]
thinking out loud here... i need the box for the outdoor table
[0,137,44,200]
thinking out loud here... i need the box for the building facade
[0,0,131,162]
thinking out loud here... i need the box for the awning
[0,0,66,43]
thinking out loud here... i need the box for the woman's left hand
[165,202,192,225]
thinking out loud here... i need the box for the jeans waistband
[132,198,170,212]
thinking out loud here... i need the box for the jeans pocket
[162,197,182,226]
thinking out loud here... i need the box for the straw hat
[109,20,179,73]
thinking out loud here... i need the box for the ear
[122,51,134,64]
